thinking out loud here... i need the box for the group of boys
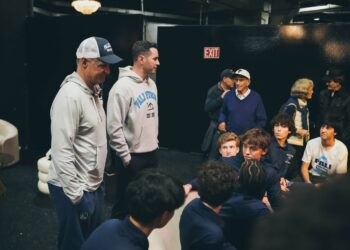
[182,111,348,249]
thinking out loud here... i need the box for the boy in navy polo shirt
[82,170,185,250]
[220,160,271,250]
[180,161,237,250]
[239,128,283,210]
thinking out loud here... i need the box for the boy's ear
[261,148,268,156]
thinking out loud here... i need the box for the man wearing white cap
[218,69,267,135]
[48,37,122,250]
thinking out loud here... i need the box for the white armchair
[37,150,51,194]
[0,119,20,167]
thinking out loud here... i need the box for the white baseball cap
[233,69,250,80]
[76,37,123,64]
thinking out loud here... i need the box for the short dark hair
[321,116,342,135]
[241,128,271,150]
[126,169,185,226]
[239,160,266,199]
[251,175,350,250]
[131,40,157,62]
[270,113,296,135]
[198,161,237,207]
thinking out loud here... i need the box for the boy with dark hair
[266,113,296,180]
[301,120,348,185]
[239,128,283,209]
[82,170,185,250]
[220,160,271,250]
[180,161,237,250]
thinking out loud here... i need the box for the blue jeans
[48,183,105,250]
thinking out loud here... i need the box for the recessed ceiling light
[299,4,341,13]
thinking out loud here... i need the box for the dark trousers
[111,150,158,219]
[48,183,105,250]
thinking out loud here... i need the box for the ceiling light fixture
[299,4,341,13]
[72,0,101,15]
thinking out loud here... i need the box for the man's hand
[183,184,192,197]
[218,122,226,133]
[280,178,289,192]
[122,158,131,167]
[297,129,309,138]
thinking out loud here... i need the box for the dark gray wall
[0,0,32,151]
[157,24,350,152]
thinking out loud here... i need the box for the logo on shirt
[285,153,294,165]
[314,155,331,177]
[134,91,157,109]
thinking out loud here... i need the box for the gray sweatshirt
[107,66,159,165]
[47,72,107,204]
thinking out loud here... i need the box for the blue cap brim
[100,54,123,64]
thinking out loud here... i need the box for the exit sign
[203,47,220,59]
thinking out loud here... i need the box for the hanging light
[72,0,101,15]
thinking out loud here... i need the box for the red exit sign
[203,47,220,59]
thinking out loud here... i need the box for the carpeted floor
[0,148,203,250]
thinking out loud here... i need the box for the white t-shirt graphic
[302,137,348,177]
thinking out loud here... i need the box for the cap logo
[104,43,112,52]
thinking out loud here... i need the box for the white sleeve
[336,146,348,174]
[51,95,83,204]
[107,88,131,165]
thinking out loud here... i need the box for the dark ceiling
[33,0,350,24]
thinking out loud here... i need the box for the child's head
[127,169,185,228]
[241,128,271,161]
[270,113,296,141]
[239,160,266,199]
[217,132,240,157]
[198,161,237,208]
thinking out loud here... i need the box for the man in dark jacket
[201,69,235,160]
[319,68,350,150]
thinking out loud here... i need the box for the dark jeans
[111,149,158,219]
[48,183,105,250]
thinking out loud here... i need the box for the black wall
[0,0,32,152]
[26,14,143,154]
[157,24,350,152]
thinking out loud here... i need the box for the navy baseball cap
[76,37,123,64]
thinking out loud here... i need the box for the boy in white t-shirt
[301,121,348,184]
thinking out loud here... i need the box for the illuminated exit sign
[203,47,220,59]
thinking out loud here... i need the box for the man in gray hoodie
[48,37,122,250]
[107,40,160,219]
